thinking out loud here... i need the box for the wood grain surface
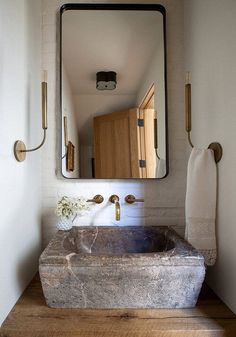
[1,274,236,337]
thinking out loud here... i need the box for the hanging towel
[156,158,166,178]
[185,148,217,266]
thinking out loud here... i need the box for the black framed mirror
[60,3,168,179]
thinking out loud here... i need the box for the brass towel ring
[185,76,222,163]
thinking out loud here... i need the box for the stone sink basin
[39,226,205,309]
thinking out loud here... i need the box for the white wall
[41,0,186,247]
[0,0,42,326]
[136,42,166,162]
[62,66,79,178]
[184,0,236,313]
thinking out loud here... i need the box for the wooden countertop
[1,274,236,337]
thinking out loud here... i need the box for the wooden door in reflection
[94,108,141,178]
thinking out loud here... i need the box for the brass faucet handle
[109,195,119,203]
[87,195,104,204]
[125,194,144,204]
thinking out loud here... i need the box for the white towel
[185,148,217,266]
[156,158,166,178]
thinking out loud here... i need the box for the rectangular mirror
[60,4,168,179]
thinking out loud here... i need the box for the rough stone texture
[39,226,205,309]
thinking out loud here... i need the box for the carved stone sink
[39,226,205,308]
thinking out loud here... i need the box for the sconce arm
[14,129,47,162]
[21,129,47,153]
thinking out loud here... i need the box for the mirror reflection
[61,6,167,179]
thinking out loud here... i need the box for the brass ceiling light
[96,71,117,90]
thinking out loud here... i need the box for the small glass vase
[57,216,74,231]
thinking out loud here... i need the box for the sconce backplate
[14,140,26,162]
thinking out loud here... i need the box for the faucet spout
[109,195,121,221]
[115,200,120,221]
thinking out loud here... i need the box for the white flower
[55,196,90,219]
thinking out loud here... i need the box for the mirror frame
[59,3,168,180]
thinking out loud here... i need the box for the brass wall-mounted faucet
[125,195,144,204]
[87,195,104,204]
[109,195,120,221]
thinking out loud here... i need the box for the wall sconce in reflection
[66,141,75,172]
[14,71,48,162]
[62,116,68,159]
[62,116,75,172]
[154,110,160,160]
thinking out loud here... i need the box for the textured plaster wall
[0,0,42,326]
[184,0,236,314]
[41,0,187,247]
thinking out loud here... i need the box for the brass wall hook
[14,71,48,162]
[185,72,222,163]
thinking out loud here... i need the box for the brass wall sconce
[185,72,223,163]
[14,71,48,162]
